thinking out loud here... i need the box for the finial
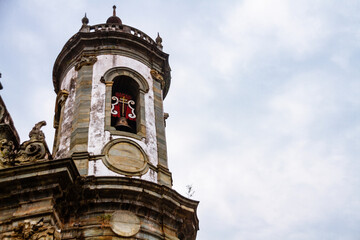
[156,32,163,50]
[106,5,122,25]
[156,32,162,44]
[82,13,89,25]
[113,5,117,16]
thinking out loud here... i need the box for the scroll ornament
[75,55,97,71]
[0,121,50,168]
[150,69,165,89]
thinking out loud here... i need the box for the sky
[0,0,359,239]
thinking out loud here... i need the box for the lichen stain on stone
[88,59,106,155]
[90,83,105,142]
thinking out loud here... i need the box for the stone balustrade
[88,24,156,45]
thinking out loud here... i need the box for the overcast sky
[0,0,359,239]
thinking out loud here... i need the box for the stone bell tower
[0,6,198,240]
[53,5,173,187]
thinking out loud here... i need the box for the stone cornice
[0,158,199,239]
[82,176,200,238]
[0,158,79,184]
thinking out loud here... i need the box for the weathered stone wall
[0,159,79,240]
[87,152,158,182]
[0,162,199,240]
[56,177,199,240]
[88,55,158,166]
[51,14,174,186]
[2,11,198,239]
[55,67,77,159]
[54,55,167,184]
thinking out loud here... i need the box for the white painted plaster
[88,159,94,175]
[60,67,76,91]
[88,59,106,156]
[89,159,124,177]
[89,159,157,183]
[112,135,147,152]
[55,67,77,159]
[88,55,159,168]
[139,169,157,182]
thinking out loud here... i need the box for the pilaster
[70,62,95,175]
[153,80,172,187]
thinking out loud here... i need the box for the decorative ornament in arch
[111,93,136,120]
[102,138,149,176]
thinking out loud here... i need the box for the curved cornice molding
[53,26,171,98]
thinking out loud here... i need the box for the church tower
[52,5,173,188]
[0,6,199,240]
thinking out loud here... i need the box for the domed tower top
[106,5,122,24]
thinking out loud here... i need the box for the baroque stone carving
[0,138,16,163]
[11,218,59,240]
[29,121,46,141]
[0,104,5,123]
[75,55,97,71]
[150,69,165,89]
[0,121,50,168]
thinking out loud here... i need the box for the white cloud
[208,0,329,76]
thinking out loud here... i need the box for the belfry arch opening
[111,76,139,133]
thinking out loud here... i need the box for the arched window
[111,76,138,133]
[102,67,149,139]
